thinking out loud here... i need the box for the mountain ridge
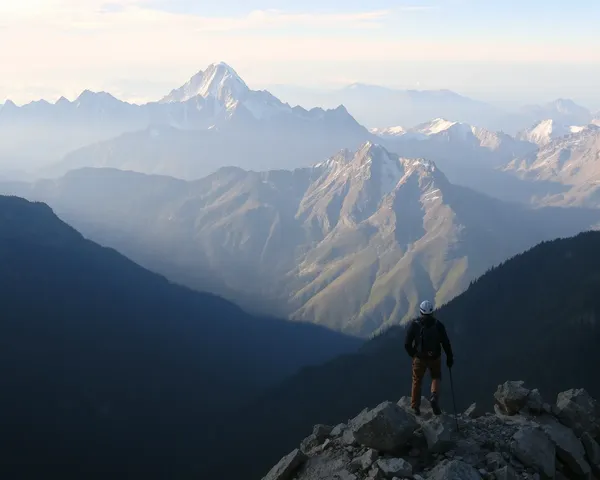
[6,143,600,337]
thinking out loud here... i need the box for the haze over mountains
[5,142,600,337]
[1,61,597,186]
[1,62,370,177]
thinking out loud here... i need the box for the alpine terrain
[5,143,600,337]
[2,62,371,179]
[505,124,600,207]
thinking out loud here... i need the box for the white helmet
[419,300,434,315]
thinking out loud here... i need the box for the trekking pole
[448,366,460,434]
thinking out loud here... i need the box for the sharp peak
[358,141,390,153]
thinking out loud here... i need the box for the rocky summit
[262,381,600,480]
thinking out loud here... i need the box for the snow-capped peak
[416,118,458,135]
[369,126,406,137]
[161,62,249,104]
[517,119,587,146]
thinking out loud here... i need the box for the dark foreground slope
[202,231,600,479]
[0,196,360,479]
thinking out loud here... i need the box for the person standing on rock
[404,300,454,416]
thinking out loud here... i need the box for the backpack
[416,317,443,357]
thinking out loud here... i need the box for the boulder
[300,433,320,453]
[342,429,358,446]
[376,458,412,478]
[464,403,484,419]
[555,389,600,438]
[313,424,333,440]
[366,465,384,480]
[350,401,418,453]
[349,449,379,471]
[526,389,544,414]
[492,465,519,480]
[582,432,600,465]
[427,459,482,480]
[538,416,591,476]
[331,423,347,437]
[510,427,555,479]
[422,414,456,453]
[494,381,530,415]
[262,448,307,480]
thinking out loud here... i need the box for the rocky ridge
[263,381,600,480]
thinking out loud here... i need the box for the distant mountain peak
[161,62,249,104]
[517,118,589,146]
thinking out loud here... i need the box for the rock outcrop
[262,381,600,480]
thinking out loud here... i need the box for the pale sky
[1,0,599,107]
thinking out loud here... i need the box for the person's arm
[404,322,417,358]
[439,322,454,367]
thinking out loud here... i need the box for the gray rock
[495,381,531,416]
[320,439,332,452]
[366,465,384,480]
[350,401,418,453]
[262,448,307,480]
[342,429,358,446]
[538,415,591,476]
[581,432,600,465]
[338,470,358,480]
[465,403,485,419]
[350,449,379,471]
[486,452,507,471]
[427,459,483,479]
[313,424,333,440]
[301,433,321,453]
[331,423,346,437]
[422,414,457,453]
[526,390,544,414]
[555,389,600,438]
[492,465,519,480]
[376,458,413,478]
[510,427,555,479]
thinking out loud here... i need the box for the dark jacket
[404,315,453,361]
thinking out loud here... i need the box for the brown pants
[411,356,442,408]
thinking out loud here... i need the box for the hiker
[404,300,454,416]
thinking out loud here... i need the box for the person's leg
[429,357,442,415]
[411,357,426,414]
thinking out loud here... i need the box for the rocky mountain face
[516,119,588,146]
[505,125,600,207]
[370,119,539,202]
[262,381,600,480]
[0,62,371,177]
[5,143,600,338]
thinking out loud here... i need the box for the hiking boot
[430,394,441,415]
[412,406,421,416]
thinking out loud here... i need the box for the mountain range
[1,62,596,185]
[505,124,600,207]
[269,85,595,134]
[0,195,360,479]
[1,62,370,178]
[5,142,600,337]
